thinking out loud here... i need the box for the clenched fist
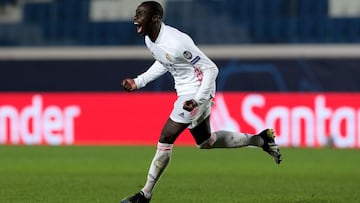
[121,78,137,92]
[183,99,198,112]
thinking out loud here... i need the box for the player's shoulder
[164,24,182,34]
[164,24,191,41]
[164,24,193,48]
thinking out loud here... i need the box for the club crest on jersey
[165,53,172,62]
[183,51,192,60]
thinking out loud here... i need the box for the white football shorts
[170,94,213,129]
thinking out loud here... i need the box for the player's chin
[138,31,146,37]
[138,28,147,36]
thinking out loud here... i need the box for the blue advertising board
[0,58,359,92]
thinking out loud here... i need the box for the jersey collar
[154,22,165,44]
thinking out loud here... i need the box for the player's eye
[137,10,146,17]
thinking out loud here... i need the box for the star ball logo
[183,51,192,60]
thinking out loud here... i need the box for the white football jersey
[134,23,219,105]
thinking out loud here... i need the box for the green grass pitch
[0,146,359,203]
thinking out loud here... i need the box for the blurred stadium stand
[1,0,360,46]
[2,0,360,92]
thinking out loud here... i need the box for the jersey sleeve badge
[183,51,192,60]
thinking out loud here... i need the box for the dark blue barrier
[0,58,360,92]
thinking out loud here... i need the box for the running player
[121,1,281,202]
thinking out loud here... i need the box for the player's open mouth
[134,22,143,34]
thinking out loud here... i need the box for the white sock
[141,142,173,199]
[210,130,264,148]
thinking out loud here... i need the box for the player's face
[134,5,153,36]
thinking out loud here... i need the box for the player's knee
[160,130,177,144]
[196,141,211,149]
[196,133,216,149]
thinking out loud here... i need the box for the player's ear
[152,15,160,22]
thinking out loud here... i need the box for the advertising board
[1,93,358,148]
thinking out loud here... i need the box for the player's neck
[149,22,162,42]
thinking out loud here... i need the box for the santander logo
[0,95,81,145]
[212,93,360,148]
[211,93,240,132]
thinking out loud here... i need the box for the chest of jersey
[148,44,178,68]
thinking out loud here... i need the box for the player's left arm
[182,65,218,111]
[179,36,219,111]
[194,64,218,104]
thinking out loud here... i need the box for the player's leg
[140,119,188,198]
[121,118,188,203]
[190,114,281,164]
[190,116,263,148]
[137,95,194,200]
[121,95,191,203]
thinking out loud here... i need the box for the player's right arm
[122,60,167,92]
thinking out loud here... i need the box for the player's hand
[183,99,198,112]
[121,78,137,92]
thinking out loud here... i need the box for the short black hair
[140,1,164,19]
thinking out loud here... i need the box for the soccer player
[120,1,282,203]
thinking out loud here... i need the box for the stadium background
[1,0,360,148]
